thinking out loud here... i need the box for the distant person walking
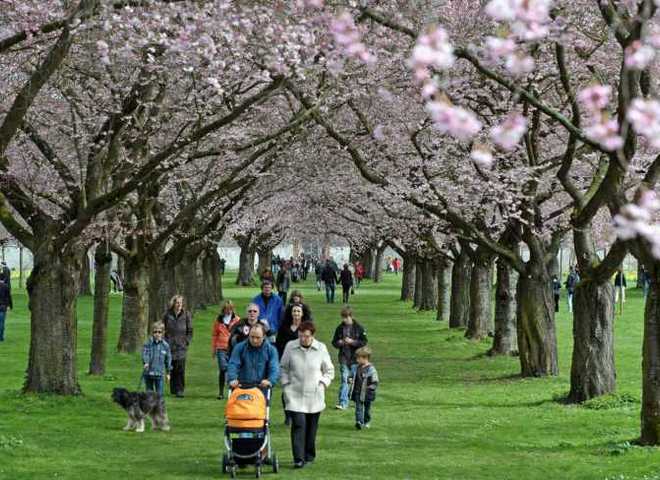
[280,321,335,468]
[321,260,338,304]
[552,276,561,313]
[339,264,354,304]
[565,267,579,313]
[0,278,13,342]
[276,264,291,305]
[0,261,11,290]
[331,307,367,410]
[163,295,193,398]
[354,261,365,289]
[614,269,627,303]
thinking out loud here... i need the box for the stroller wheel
[272,454,279,473]
[255,466,262,478]
[229,465,237,478]
[221,454,229,474]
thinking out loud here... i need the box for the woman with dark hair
[281,290,313,330]
[163,294,193,398]
[280,321,335,468]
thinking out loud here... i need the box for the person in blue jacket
[227,323,279,389]
[251,280,284,342]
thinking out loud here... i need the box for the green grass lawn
[0,274,658,480]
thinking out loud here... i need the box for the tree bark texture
[117,256,149,353]
[257,248,273,277]
[148,259,177,330]
[465,252,493,340]
[361,249,374,279]
[516,274,559,377]
[418,259,438,311]
[400,253,416,301]
[24,244,82,394]
[374,244,386,283]
[78,249,92,295]
[178,251,203,311]
[236,246,256,286]
[449,249,472,328]
[89,246,111,375]
[490,260,518,355]
[641,271,660,445]
[202,246,221,305]
[567,280,616,403]
[436,260,451,321]
[413,259,424,309]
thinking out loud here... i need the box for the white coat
[280,338,335,414]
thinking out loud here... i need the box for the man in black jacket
[331,306,367,409]
[321,260,338,304]
[0,278,13,341]
[0,262,10,290]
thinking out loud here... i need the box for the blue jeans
[325,283,335,303]
[338,363,357,407]
[0,309,5,341]
[145,375,164,396]
[355,400,372,426]
[216,350,229,372]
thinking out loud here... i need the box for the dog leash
[137,371,145,391]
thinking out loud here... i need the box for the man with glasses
[142,322,172,396]
[229,303,270,352]
[227,324,279,389]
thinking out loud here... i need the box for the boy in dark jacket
[142,322,172,397]
[352,346,379,429]
[331,307,367,409]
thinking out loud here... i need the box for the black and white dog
[111,387,170,432]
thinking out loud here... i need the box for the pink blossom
[625,40,655,70]
[505,53,534,75]
[627,98,660,149]
[490,113,528,150]
[421,82,438,99]
[578,84,611,112]
[96,40,110,65]
[585,118,623,151]
[486,36,517,59]
[411,27,455,72]
[330,12,375,64]
[373,125,385,141]
[426,101,482,140]
[471,146,494,168]
[614,192,660,259]
[484,0,519,21]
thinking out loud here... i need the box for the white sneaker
[335,404,346,410]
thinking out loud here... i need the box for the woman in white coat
[280,321,335,469]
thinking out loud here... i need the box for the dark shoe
[175,392,184,398]
[293,461,305,469]
[355,423,363,430]
[304,457,315,464]
[217,394,224,400]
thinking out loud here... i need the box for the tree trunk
[361,249,374,279]
[179,251,203,311]
[400,253,416,301]
[436,260,451,321]
[373,244,386,283]
[567,280,615,403]
[78,249,92,296]
[202,246,221,305]
[516,273,559,377]
[413,259,424,309]
[24,243,82,394]
[117,256,149,353]
[419,259,438,311]
[449,249,471,328]
[490,259,518,355]
[148,258,177,330]
[637,262,644,289]
[89,246,112,375]
[257,247,273,277]
[641,269,660,445]
[466,251,493,340]
[236,246,256,286]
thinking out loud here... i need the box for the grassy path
[0,274,658,479]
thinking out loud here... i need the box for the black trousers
[342,286,350,303]
[170,358,186,395]
[279,291,288,305]
[288,411,320,463]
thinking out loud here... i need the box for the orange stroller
[222,385,279,478]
